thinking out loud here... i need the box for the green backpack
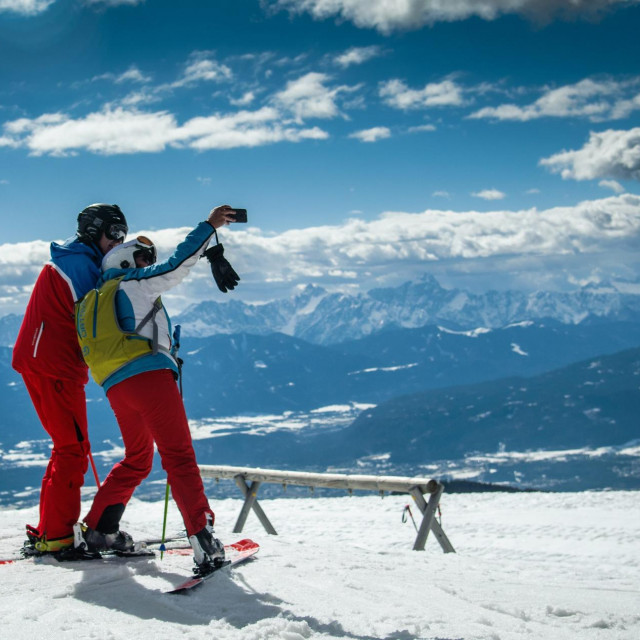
[75,276,163,386]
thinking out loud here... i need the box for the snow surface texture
[0,491,638,640]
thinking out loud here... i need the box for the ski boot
[73,522,135,553]
[22,524,73,556]
[188,514,226,576]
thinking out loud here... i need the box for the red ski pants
[84,369,213,536]
[22,373,90,539]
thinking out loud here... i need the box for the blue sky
[1,0,640,315]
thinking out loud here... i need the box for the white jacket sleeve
[118,221,215,299]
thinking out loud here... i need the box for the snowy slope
[0,490,638,639]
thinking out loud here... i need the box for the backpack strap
[135,297,163,355]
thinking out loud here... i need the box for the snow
[348,363,419,375]
[186,404,368,440]
[437,326,492,338]
[1,490,639,639]
[510,343,528,356]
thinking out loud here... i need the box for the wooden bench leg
[410,485,455,553]
[233,476,278,535]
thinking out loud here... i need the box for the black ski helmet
[77,203,128,243]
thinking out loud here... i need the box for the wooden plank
[201,464,438,495]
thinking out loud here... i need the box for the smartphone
[231,208,247,223]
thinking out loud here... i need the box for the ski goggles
[133,235,157,265]
[105,223,128,243]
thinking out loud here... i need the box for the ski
[0,546,156,565]
[58,545,157,562]
[0,533,187,565]
[1,537,259,586]
[167,538,259,594]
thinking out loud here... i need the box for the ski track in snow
[0,491,638,640]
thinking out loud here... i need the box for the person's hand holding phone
[207,205,236,228]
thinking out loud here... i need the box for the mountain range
[8,316,640,442]
[3,275,640,351]
[174,275,640,345]
[171,319,640,418]
[2,274,640,436]
[2,274,640,495]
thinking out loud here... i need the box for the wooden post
[410,485,455,553]
[233,476,278,535]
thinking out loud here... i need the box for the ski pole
[160,481,170,559]
[402,504,418,532]
[88,449,101,488]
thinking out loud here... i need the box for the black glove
[203,243,240,293]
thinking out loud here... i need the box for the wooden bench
[199,464,455,552]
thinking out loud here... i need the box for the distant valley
[2,274,640,501]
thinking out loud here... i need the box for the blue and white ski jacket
[98,221,215,393]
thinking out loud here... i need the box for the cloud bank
[0,67,361,155]
[0,106,329,156]
[271,0,640,34]
[470,78,640,123]
[2,195,639,315]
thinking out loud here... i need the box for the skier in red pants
[13,204,128,553]
[76,204,240,574]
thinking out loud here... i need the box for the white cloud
[171,57,233,88]
[334,45,383,68]
[433,191,450,198]
[181,108,329,150]
[92,66,152,85]
[0,106,329,155]
[540,128,640,181]
[270,0,640,34]
[408,124,437,133]
[2,108,179,156]
[116,89,161,108]
[0,240,51,266]
[380,78,465,110]
[599,179,625,194]
[273,72,356,122]
[469,77,640,122]
[472,189,506,201]
[0,0,54,15]
[0,134,19,148]
[348,126,391,142]
[230,91,256,107]
[113,66,151,84]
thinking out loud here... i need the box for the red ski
[166,538,259,594]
